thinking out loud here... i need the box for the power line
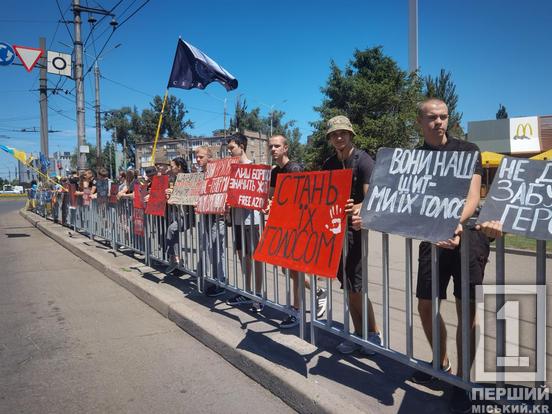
[55,0,74,43]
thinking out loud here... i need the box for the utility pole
[94,62,102,166]
[73,0,87,171]
[408,0,418,73]
[39,37,49,172]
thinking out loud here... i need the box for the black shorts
[336,228,363,293]
[416,228,490,300]
[233,224,260,256]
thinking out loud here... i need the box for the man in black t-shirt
[268,135,327,329]
[322,116,381,355]
[410,98,490,414]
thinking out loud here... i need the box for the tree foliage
[305,47,422,168]
[103,95,193,163]
[423,69,464,137]
[228,97,306,163]
[496,103,508,119]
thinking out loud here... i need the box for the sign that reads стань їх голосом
[361,148,478,242]
[478,157,552,240]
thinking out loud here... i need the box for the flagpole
[150,89,169,166]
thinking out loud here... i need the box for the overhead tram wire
[55,0,74,43]
[100,75,227,116]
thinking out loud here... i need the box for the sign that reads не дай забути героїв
[361,148,478,243]
[478,157,552,240]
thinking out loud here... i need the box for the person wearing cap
[322,115,382,355]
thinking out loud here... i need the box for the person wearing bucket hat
[322,115,382,355]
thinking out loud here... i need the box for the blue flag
[167,39,238,91]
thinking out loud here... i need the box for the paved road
[0,200,295,414]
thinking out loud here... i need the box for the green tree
[423,69,464,137]
[104,95,194,165]
[305,46,422,168]
[228,97,306,163]
[496,104,508,119]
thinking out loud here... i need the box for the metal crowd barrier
[30,191,550,395]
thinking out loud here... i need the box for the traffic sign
[13,45,43,72]
[0,42,16,66]
[47,51,72,77]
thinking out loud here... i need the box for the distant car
[0,185,24,194]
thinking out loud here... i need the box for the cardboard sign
[82,188,91,206]
[478,157,552,240]
[108,183,118,205]
[145,175,169,216]
[133,208,145,236]
[227,164,271,211]
[96,179,108,204]
[361,148,478,243]
[253,169,352,278]
[168,172,204,205]
[133,182,147,209]
[196,157,240,214]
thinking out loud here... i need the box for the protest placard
[478,157,552,240]
[133,208,145,236]
[227,164,271,211]
[168,172,204,205]
[69,185,78,208]
[253,169,352,278]
[133,182,146,209]
[82,188,91,206]
[96,179,108,204]
[145,175,169,216]
[361,148,478,242]
[196,157,240,214]
[108,183,118,205]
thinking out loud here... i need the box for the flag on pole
[0,144,30,165]
[167,39,238,91]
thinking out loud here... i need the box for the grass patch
[495,234,552,253]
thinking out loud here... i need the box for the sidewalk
[22,209,533,413]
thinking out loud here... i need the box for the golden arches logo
[515,123,533,138]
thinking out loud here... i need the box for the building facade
[135,130,270,171]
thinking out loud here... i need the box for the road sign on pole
[47,51,72,77]
[13,45,43,72]
[0,42,16,66]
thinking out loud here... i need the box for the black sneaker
[411,360,452,384]
[249,301,264,313]
[280,315,299,329]
[449,386,472,414]
[205,285,226,297]
[226,294,253,306]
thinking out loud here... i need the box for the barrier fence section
[31,189,549,396]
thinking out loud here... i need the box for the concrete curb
[21,210,365,414]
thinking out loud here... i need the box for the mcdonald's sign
[514,123,534,139]
[509,116,541,153]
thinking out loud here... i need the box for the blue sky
[1,0,551,178]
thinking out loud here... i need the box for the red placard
[82,188,91,206]
[145,175,169,216]
[133,182,147,209]
[69,183,77,208]
[108,183,118,205]
[253,170,352,278]
[196,157,240,214]
[133,208,145,236]
[227,164,271,211]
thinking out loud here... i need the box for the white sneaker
[336,339,361,355]
[315,288,327,318]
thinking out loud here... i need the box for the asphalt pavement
[0,199,294,414]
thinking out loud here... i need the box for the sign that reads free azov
[361,148,478,242]
[478,157,552,240]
